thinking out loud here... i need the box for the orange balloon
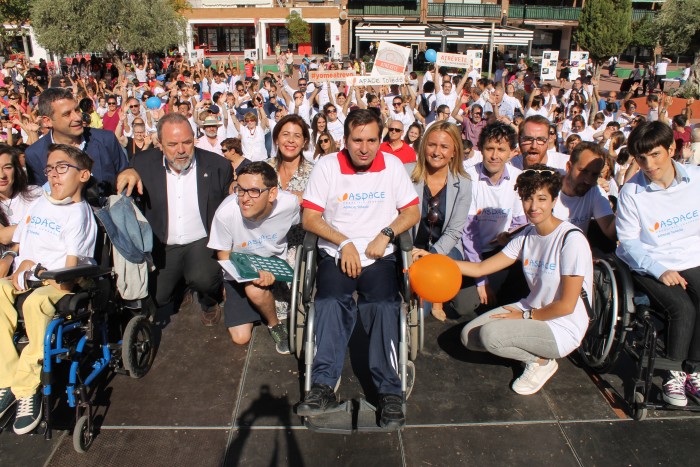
[409,254,462,303]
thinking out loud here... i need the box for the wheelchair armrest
[39,264,111,283]
[303,232,319,253]
[397,231,413,252]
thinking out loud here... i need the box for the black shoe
[378,393,405,429]
[295,384,338,416]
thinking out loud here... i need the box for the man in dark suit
[26,88,132,189]
[132,112,233,325]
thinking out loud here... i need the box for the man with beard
[552,141,616,249]
[132,113,233,325]
[510,115,569,172]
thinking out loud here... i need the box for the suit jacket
[132,147,233,245]
[26,128,128,186]
[405,163,472,257]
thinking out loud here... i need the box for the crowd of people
[0,50,698,433]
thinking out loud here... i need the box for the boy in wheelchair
[617,121,700,407]
[0,144,96,434]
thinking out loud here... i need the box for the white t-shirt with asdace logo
[465,164,525,254]
[553,185,613,234]
[302,150,419,266]
[13,194,97,271]
[207,190,300,260]
[502,222,593,357]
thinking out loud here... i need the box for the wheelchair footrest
[303,399,399,433]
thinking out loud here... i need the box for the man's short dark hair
[628,121,674,157]
[673,114,688,128]
[47,143,94,172]
[344,109,383,140]
[569,141,607,166]
[157,112,194,141]
[478,121,518,151]
[38,88,75,118]
[237,161,278,188]
[422,81,435,94]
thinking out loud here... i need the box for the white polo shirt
[208,190,300,260]
[164,157,208,245]
[302,150,419,266]
[195,134,225,156]
[553,186,613,234]
[616,162,700,279]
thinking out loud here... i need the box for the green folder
[228,253,294,282]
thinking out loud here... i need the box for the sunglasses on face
[393,102,402,107]
[129,104,140,108]
[108,102,117,105]
[388,128,402,133]
[319,138,330,143]
[327,109,337,113]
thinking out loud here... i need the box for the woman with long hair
[408,121,472,320]
[404,122,423,150]
[312,130,337,161]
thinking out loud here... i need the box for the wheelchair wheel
[578,257,628,373]
[632,391,648,421]
[409,302,419,361]
[122,315,156,378]
[73,415,93,453]
[289,247,305,359]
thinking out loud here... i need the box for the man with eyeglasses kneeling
[208,162,299,353]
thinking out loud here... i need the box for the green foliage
[575,0,633,62]
[286,12,310,45]
[655,0,700,55]
[0,0,30,24]
[631,15,657,48]
[30,0,186,57]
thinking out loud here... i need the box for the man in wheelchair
[0,144,96,434]
[295,109,420,429]
[617,121,700,407]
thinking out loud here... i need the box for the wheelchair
[578,254,700,420]
[2,195,157,453]
[288,231,423,433]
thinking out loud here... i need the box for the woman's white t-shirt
[502,222,593,356]
[1,186,42,225]
[240,125,268,162]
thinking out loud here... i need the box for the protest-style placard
[346,75,406,86]
[244,49,258,61]
[371,41,410,77]
[436,51,482,74]
[309,70,357,82]
[540,50,559,81]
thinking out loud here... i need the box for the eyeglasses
[326,109,337,114]
[549,131,557,136]
[520,136,549,146]
[129,104,140,108]
[472,112,482,117]
[393,102,402,107]
[233,186,271,198]
[108,102,117,105]
[521,168,556,177]
[388,128,402,133]
[298,83,307,87]
[319,138,330,143]
[43,162,84,177]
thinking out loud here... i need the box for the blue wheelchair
[4,192,157,452]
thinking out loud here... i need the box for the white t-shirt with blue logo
[207,190,300,262]
[466,164,525,253]
[302,151,418,266]
[13,195,97,271]
[553,186,613,234]
[502,222,593,357]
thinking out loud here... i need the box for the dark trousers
[151,237,222,310]
[633,265,700,368]
[311,252,402,395]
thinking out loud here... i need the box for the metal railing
[508,5,582,21]
[426,3,501,18]
[348,4,420,16]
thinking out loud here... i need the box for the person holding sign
[208,162,300,354]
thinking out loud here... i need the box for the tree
[575,0,633,78]
[286,12,310,47]
[0,0,31,55]
[30,0,186,75]
[655,0,700,97]
[629,15,658,65]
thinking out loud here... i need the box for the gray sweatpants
[461,306,562,364]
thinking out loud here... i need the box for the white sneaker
[512,359,559,395]
[663,371,688,407]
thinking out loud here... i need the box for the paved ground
[1,298,699,467]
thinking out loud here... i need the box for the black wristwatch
[380,227,395,242]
